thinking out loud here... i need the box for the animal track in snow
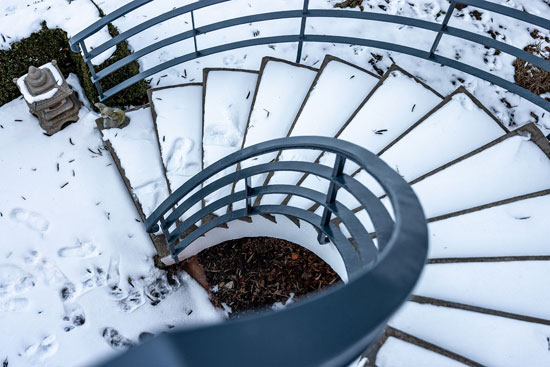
[24,335,58,361]
[10,208,49,233]
[58,240,98,258]
[62,303,86,332]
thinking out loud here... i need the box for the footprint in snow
[30,254,77,302]
[0,297,30,312]
[58,240,98,258]
[10,208,49,233]
[0,264,35,298]
[24,335,58,361]
[102,328,134,350]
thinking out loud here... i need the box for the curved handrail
[102,136,428,366]
[70,0,550,112]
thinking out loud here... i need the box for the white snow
[151,85,202,192]
[0,97,221,366]
[239,59,318,185]
[410,133,550,218]
[261,57,379,205]
[415,261,550,319]
[101,107,170,218]
[428,194,550,258]
[16,62,64,104]
[202,70,258,213]
[376,337,468,367]
[389,302,550,367]
[0,0,115,64]
[288,68,443,209]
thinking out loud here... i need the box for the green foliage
[0,22,148,109]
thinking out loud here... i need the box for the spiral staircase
[68,1,550,366]
[89,53,550,366]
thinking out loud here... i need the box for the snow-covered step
[100,107,169,220]
[345,89,508,207]
[149,84,203,193]
[99,106,170,256]
[149,84,203,222]
[202,69,258,214]
[427,191,550,259]
[259,55,379,205]
[376,335,470,367]
[352,123,550,235]
[408,123,550,219]
[389,301,550,367]
[231,58,318,212]
[240,57,318,174]
[287,66,443,209]
[414,261,550,320]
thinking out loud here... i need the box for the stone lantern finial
[24,65,57,97]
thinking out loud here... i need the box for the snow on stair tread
[352,129,550,237]
[347,92,507,204]
[232,59,318,211]
[202,69,258,212]
[376,337,469,367]
[261,57,378,205]
[415,261,550,319]
[409,131,550,218]
[389,302,550,367]
[152,85,202,192]
[101,107,169,217]
[287,68,443,209]
[428,193,550,258]
[240,59,317,173]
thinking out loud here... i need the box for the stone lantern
[14,60,81,135]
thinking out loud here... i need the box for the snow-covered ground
[0,80,222,366]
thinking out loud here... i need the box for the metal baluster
[318,154,346,244]
[245,177,252,215]
[191,11,200,57]
[429,0,456,58]
[295,0,310,63]
[80,41,106,101]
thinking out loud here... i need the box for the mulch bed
[190,236,342,316]
[513,31,550,98]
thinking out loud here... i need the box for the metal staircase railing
[69,0,550,112]
[94,136,431,366]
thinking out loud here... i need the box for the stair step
[149,84,203,222]
[241,57,318,169]
[415,261,550,320]
[428,191,550,258]
[408,124,550,218]
[350,123,550,236]
[259,55,379,205]
[287,65,443,209]
[232,58,318,211]
[149,84,203,194]
[202,69,258,214]
[389,301,550,367]
[376,336,469,367]
[100,106,169,219]
[344,89,508,208]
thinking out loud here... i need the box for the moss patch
[0,21,148,109]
